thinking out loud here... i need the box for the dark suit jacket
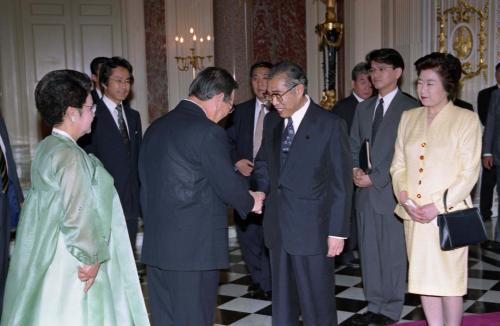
[350,90,418,214]
[478,85,497,126]
[332,94,359,131]
[0,115,23,226]
[139,100,254,271]
[483,88,500,165]
[253,101,352,255]
[453,98,473,111]
[226,98,257,164]
[78,99,142,221]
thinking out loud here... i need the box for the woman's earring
[70,116,76,123]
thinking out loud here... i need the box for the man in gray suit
[483,87,500,249]
[350,48,418,325]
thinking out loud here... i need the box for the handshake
[250,191,266,214]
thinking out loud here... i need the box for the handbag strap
[442,189,469,213]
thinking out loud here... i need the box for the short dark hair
[269,61,308,93]
[351,62,370,81]
[414,52,462,100]
[366,48,405,70]
[250,62,273,77]
[188,67,238,102]
[99,56,134,89]
[35,70,91,126]
[90,56,108,75]
[495,62,500,71]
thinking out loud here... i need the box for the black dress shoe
[482,240,500,251]
[369,314,397,326]
[351,311,380,325]
[247,283,262,295]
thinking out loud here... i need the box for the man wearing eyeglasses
[253,61,352,325]
[349,48,418,325]
[226,61,273,299]
[79,56,143,253]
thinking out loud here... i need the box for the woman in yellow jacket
[390,52,481,326]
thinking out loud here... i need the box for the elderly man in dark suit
[253,61,352,325]
[477,63,500,222]
[0,112,23,315]
[78,56,142,251]
[332,62,373,267]
[226,61,273,298]
[483,87,500,250]
[139,67,264,326]
[350,48,418,325]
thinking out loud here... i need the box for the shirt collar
[288,95,310,130]
[377,87,398,110]
[352,92,364,103]
[102,95,121,110]
[52,128,76,143]
[255,98,269,113]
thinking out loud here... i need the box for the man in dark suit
[78,56,142,251]
[0,113,23,314]
[253,62,352,325]
[477,63,500,222]
[139,67,263,326]
[350,49,418,325]
[226,61,272,298]
[89,56,108,104]
[332,62,373,267]
[483,87,500,249]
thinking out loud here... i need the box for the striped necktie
[115,104,131,153]
[0,149,8,193]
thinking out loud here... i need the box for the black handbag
[437,189,488,251]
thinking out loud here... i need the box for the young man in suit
[483,87,500,250]
[350,48,418,325]
[332,62,373,267]
[139,67,264,326]
[253,61,352,325]
[477,63,500,222]
[78,56,142,251]
[226,61,272,298]
[0,112,23,316]
[89,56,108,104]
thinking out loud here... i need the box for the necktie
[253,104,266,159]
[281,118,295,153]
[0,149,7,193]
[115,104,131,152]
[371,98,384,142]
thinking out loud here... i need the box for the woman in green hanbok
[1,70,150,325]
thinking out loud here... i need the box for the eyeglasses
[109,77,132,85]
[81,104,96,114]
[368,65,394,74]
[264,84,298,103]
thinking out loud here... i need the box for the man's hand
[250,191,266,214]
[78,262,100,293]
[353,168,373,188]
[235,159,254,176]
[326,237,344,257]
[483,156,494,170]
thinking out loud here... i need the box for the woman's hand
[400,191,427,223]
[415,203,439,223]
[78,262,100,293]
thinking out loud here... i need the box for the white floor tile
[218,284,249,297]
[336,287,366,301]
[467,278,498,290]
[337,310,355,323]
[478,290,500,303]
[335,274,362,287]
[229,313,272,325]
[218,297,271,313]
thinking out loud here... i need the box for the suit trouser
[357,207,407,321]
[270,244,337,326]
[125,217,138,253]
[495,167,500,242]
[480,166,497,219]
[234,211,271,291]
[338,188,358,264]
[0,192,8,315]
[147,266,218,326]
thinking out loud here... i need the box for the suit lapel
[272,119,283,176]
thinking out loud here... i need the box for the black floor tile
[335,297,368,313]
[214,309,250,324]
[466,301,500,314]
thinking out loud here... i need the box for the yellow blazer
[390,102,481,296]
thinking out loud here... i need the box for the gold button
[418,180,422,185]
[416,194,422,198]
[449,206,454,210]
[420,155,424,160]
[419,168,424,173]
[421,142,426,147]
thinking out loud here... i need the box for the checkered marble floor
[210,218,500,325]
